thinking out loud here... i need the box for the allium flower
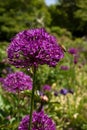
[43,84,51,91]
[1,72,32,93]
[60,88,68,95]
[60,65,69,70]
[68,48,78,55]
[7,28,64,68]
[18,110,56,130]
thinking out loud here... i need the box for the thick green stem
[29,67,36,130]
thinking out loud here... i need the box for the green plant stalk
[29,67,36,130]
[17,90,20,122]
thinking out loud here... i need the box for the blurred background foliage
[0,0,87,129]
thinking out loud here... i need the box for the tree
[0,0,51,41]
[49,0,87,37]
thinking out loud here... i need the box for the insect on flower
[59,44,67,52]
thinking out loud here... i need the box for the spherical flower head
[18,110,56,130]
[60,88,68,95]
[68,48,78,55]
[43,84,51,91]
[2,72,32,93]
[7,28,64,68]
[60,65,69,70]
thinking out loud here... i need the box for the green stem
[17,91,20,122]
[29,67,36,130]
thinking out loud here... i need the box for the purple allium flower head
[60,88,68,95]
[7,28,64,68]
[1,72,32,93]
[43,84,51,91]
[18,110,56,130]
[68,48,78,55]
[60,65,69,70]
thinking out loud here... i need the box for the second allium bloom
[2,72,32,93]
[7,28,64,68]
[18,110,56,130]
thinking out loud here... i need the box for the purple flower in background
[60,88,68,95]
[43,84,51,91]
[1,72,32,93]
[5,66,13,74]
[68,48,78,55]
[18,110,56,130]
[60,65,69,70]
[74,55,78,64]
[54,91,58,96]
[7,28,64,68]
[60,89,74,95]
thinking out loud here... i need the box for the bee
[59,44,67,52]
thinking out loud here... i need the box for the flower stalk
[17,90,20,122]
[29,67,36,130]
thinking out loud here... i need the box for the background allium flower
[60,65,69,70]
[7,28,64,68]
[2,72,32,93]
[43,84,51,91]
[60,89,74,95]
[60,88,68,95]
[68,48,78,55]
[18,110,56,130]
